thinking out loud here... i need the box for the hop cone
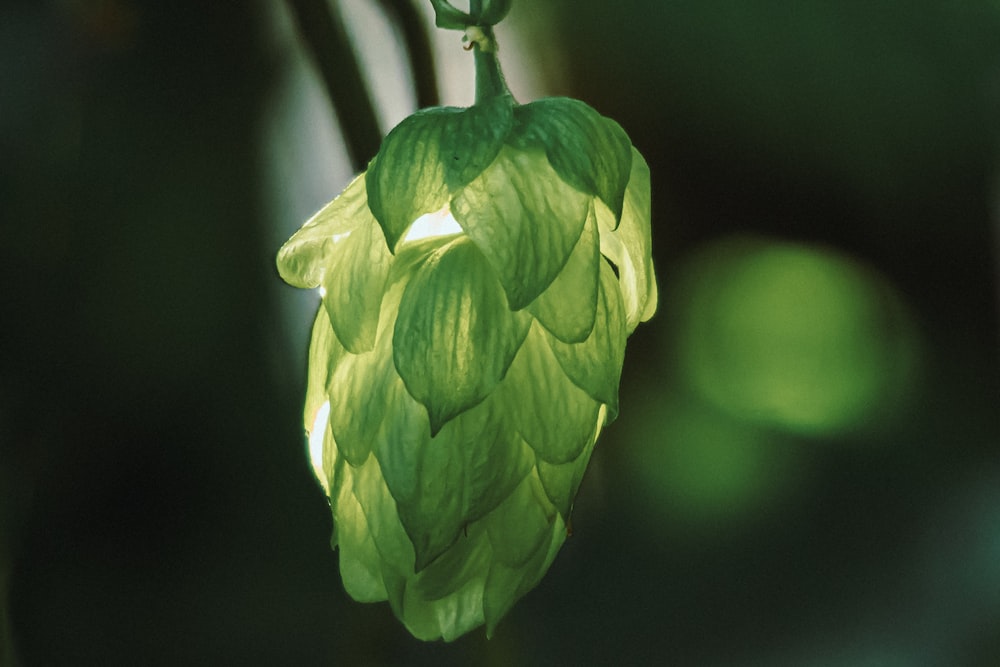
[277,70,655,640]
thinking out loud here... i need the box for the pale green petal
[413,574,486,642]
[597,146,657,333]
[276,173,368,289]
[320,216,392,353]
[547,262,627,420]
[367,110,450,251]
[382,523,492,642]
[392,237,530,433]
[349,456,416,586]
[369,371,431,506]
[504,323,601,464]
[367,97,513,250]
[395,424,466,570]
[324,270,408,466]
[368,340,449,570]
[366,254,434,504]
[444,400,534,525]
[381,377,531,571]
[391,575,441,641]
[332,460,387,602]
[534,407,604,517]
[303,309,343,433]
[423,392,532,528]
[411,523,490,601]
[484,471,557,567]
[451,147,591,309]
[393,523,493,641]
[510,97,632,223]
[325,350,382,466]
[387,234,461,290]
[401,568,487,642]
[526,203,600,343]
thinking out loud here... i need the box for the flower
[277,29,655,641]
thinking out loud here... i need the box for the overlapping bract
[277,94,656,641]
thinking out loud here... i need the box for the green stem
[469,0,510,102]
[473,31,510,103]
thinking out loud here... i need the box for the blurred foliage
[672,235,920,436]
[2,0,999,665]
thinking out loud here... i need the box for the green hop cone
[276,2,656,641]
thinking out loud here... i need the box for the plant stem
[473,35,510,104]
[466,0,511,102]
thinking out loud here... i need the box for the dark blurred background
[3,1,999,665]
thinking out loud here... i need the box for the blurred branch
[375,0,440,108]
[285,0,383,171]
